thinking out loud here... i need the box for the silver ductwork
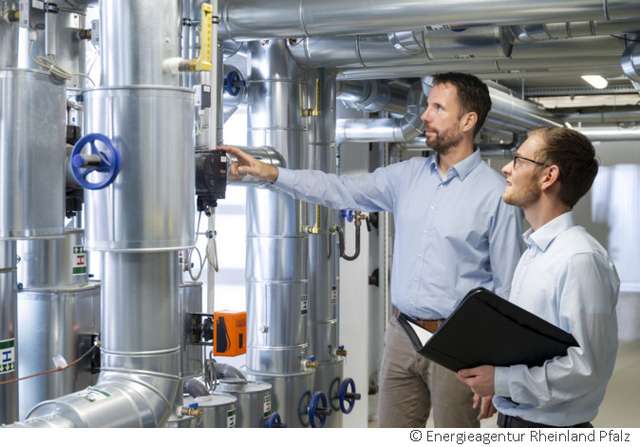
[336,80,425,144]
[291,34,624,70]
[288,26,514,68]
[17,229,100,420]
[242,39,318,428]
[0,69,65,240]
[16,0,195,428]
[512,19,640,42]
[621,41,640,92]
[219,0,638,39]
[577,125,640,141]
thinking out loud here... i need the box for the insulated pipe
[14,252,182,428]
[291,34,623,69]
[512,18,640,41]
[337,56,622,81]
[337,80,409,114]
[577,126,640,141]
[564,110,640,125]
[226,146,287,186]
[336,80,425,144]
[488,87,562,129]
[100,0,182,86]
[244,39,316,427]
[219,0,638,39]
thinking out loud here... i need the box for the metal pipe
[219,0,638,39]
[336,80,425,144]
[15,252,182,428]
[100,0,182,86]
[243,39,316,427]
[337,56,622,81]
[292,34,622,69]
[512,18,640,42]
[577,125,640,141]
[337,80,409,114]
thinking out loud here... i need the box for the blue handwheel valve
[70,133,121,190]
[308,391,329,428]
[338,377,361,414]
[265,412,285,428]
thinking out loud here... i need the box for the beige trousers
[377,316,480,428]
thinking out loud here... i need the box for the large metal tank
[186,393,238,428]
[83,86,195,252]
[0,241,18,424]
[17,230,100,419]
[217,378,273,428]
[178,282,204,379]
[0,69,65,239]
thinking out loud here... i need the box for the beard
[503,180,542,207]
[426,127,464,155]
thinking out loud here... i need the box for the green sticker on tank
[0,338,16,375]
[72,245,87,275]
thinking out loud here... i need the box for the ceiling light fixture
[581,75,609,90]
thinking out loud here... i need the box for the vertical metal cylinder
[0,69,65,240]
[216,379,273,427]
[44,3,58,59]
[178,282,203,379]
[101,252,181,379]
[244,39,314,427]
[303,70,344,427]
[100,0,182,87]
[0,241,18,424]
[83,86,195,252]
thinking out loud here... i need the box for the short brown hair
[432,72,491,137]
[532,127,599,208]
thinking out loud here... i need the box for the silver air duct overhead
[219,0,639,39]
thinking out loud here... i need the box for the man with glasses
[457,127,620,428]
[223,72,523,427]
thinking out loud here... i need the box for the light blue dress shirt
[275,150,523,319]
[494,211,620,426]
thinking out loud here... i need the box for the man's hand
[220,145,279,183]
[473,393,496,420]
[456,365,495,397]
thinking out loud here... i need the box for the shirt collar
[428,149,482,181]
[523,211,575,252]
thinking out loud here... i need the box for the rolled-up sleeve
[494,253,619,408]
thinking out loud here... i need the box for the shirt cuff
[494,366,511,398]
[274,167,294,187]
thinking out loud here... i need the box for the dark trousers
[497,413,593,428]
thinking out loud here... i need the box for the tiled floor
[370,340,640,428]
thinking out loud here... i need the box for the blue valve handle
[308,392,328,428]
[340,209,355,222]
[265,412,285,428]
[338,377,360,414]
[224,70,244,96]
[70,133,121,190]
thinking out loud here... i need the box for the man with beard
[222,72,522,427]
[457,127,619,428]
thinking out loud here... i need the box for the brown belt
[392,306,444,333]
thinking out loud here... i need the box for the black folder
[397,287,579,372]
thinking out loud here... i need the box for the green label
[72,245,87,276]
[0,338,15,375]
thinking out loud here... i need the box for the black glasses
[512,153,547,169]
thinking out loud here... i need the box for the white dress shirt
[494,211,620,426]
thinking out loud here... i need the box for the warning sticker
[263,392,272,416]
[300,295,309,315]
[226,408,236,428]
[0,338,16,375]
[72,245,87,275]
